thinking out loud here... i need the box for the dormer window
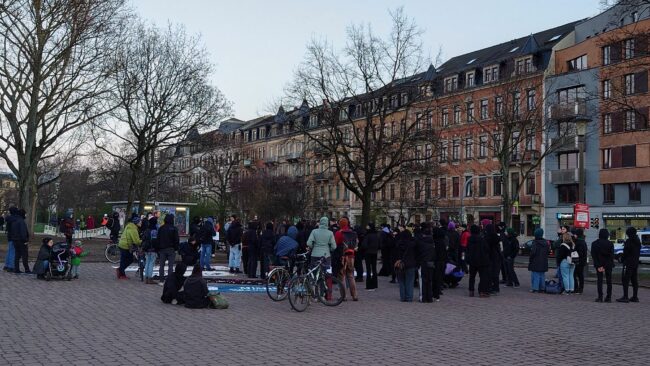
[483,65,499,83]
[444,76,458,92]
[632,11,639,22]
[515,56,534,74]
[401,93,408,105]
[466,71,475,87]
[339,108,348,121]
[309,114,318,128]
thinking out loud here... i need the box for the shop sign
[556,213,574,220]
[573,203,590,228]
[602,213,650,219]
[532,215,541,225]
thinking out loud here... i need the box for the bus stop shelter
[105,201,197,236]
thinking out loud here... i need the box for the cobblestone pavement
[0,262,647,365]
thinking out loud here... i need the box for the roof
[0,172,16,180]
[437,20,582,77]
[217,117,246,134]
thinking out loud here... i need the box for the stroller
[45,242,72,281]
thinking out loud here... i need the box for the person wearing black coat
[108,212,121,244]
[484,224,501,294]
[395,226,416,302]
[181,265,211,309]
[161,263,187,304]
[157,214,179,279]
[361,223,381,290]
[259,223,276,280]
[33,238,54,278]
[528,228,549,292]
[179,237,200,267]
[10,209,30,273]
[503,228,520,287]
[198,218,216,271]
[591,228,614,302]
[618,227,641,303]
[378,224,394,277]
[416,223,436,302]
[573,229,588,294]
[466,225,490,297]
[243,221,259,278]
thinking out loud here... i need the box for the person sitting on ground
[33,238,54,279]
[179,236,200,266]
[181,264,211,309]
[161,263,187,304]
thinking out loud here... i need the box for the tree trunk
[501,165,512,228]
[359,190,372,227]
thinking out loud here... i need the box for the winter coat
[161,270,186,304]
[466,233,490,268]
[226,221,243,245]
[118,222,141,250]
[260,229,276,255]
[415,233,436,267]
[622,237,641,268]
[361,231,381,255]
[275,226,299,257]
[242,226,259,252]
[33,244,53,275]
[528,239,549,272]
[307,217,337,258]
[574,238,588,266]
[502,236,519,259]
[7,214,29,243]
[157,216,179,251]
[556,242,574,263]
[395,231,417,269]
[591,229,614,269]
[182,276,210,309]
[179,242,200,266]
[433,228,448,264]
[380,231,395,251]
[199,221,216,245]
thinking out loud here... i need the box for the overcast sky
[133,0,603,121]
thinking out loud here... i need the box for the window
[452,177,460,197]
[479,135,488,158]
[445,76,458,92]
[442,108,449,126]
[466,102,474,122]
[454,105,461,124]
[557,85,587,104]
[625,73,635,95]
[452,139,460,161]
[603,145,636,169]
[414,179,421,200]
[603,184,615,204]
[493,133,502,156]
[629,182,642,202]
[480,100,489,119]
[401,93,408,106]
[626,110,636,130]
[336,184,340,200]
[425,178,432,200]
[425,144,432,160]
[493,176,502,196]
[495,96,503,117]
[439,141,448,162]
[526,174,536,195]
[604,114,612,134]
[515,57,533,74]
[527,89,536,111]
[558,184,579,204]
[425,113,433,130]
[603,46,611,65]
[478,176,487,197]
[390,184,396,200]
[632,11,639,22]
[603,79,611,99]
[483,65,499,83]
[625,39,635,59]
[464,137,473,159]
[511,131,521,161]
[465,175,473,197]
[525,129,534,151]
[466,72,475,87]
[510,173,520,198]
[439,178,447,198]
[558,152,578,169]
[568,55,588,70]
[513,91,521,116]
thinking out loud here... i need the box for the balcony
[284,151,303,162]
[549,99,588,121]
[314,172,334,181]
[522,150,540,163]
[313,146,331,156]
[549,136,578,152]
[549,169,579,185]
[264,156,279,165]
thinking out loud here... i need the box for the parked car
[520,239,554,257]
[614,230,650,264]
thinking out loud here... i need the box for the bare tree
[288,7,440,226]
[92,20,231,215]
[0,0,126,229]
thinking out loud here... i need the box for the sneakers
[616,297,629,303]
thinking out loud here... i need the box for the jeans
[70,264,80,277]
[504,257,519,286]
[42,260,50,273]
[158,248,176,278]
[560,259,575,292]
[596,266,612,299]
[398,267,416,301]
[530,271,546,291]
[229,244,241,269]
[200,243,213,270]
[4,240,15,270]
[144,252,157,278]
[118,248,132,276]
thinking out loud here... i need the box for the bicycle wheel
[316,275,345,306]
[266,268,289,301]
[105,244,120,264]
[288,276,311,312]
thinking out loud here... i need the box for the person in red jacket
[458,224,471,272]
[334,217,358,301]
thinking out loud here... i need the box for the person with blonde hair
[556,232,576,294]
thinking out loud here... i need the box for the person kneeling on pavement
[178,264,227,309]
[161,263,187,305]
[33,238,54,279]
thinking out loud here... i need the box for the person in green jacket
[306,216,337,269]
[70,240,88,279]
[117,216,142,279]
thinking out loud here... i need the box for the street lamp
[575,117,590,204]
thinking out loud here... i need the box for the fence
[43,225,109,239]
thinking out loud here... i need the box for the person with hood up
[361,222,381,290]
[466,225,490,297]
[3,206,18,272]
[226,216,243,273]
[198,217,216,272]
[161,263,187,304]
[446,221,460,264]
[117,216,142,279]
[395,224,417,302]
[179,235,200,267]
[416,222,436,302]
[503,228,520,288]
[573,228,588,294]
[378,224,395,277]
[34,237,54,279]
[618,226,641,303]
[528,228,549,293]
[243,221,260,278]
[275,226,299,267]
[259,222,276,280]
[141,217,159,284]
[11,208,30,273]
[483,224,501,295]
[181,265,213,309]
[591,228,614,302]
[334,217,359,301]
[108,212,121,244]
[157,214,179,279]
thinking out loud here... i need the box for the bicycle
[287,257,344,312]
[266,252,308,301]
[104,237,120,263]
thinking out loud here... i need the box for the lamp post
[575,117,590,204]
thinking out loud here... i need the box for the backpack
[544,279,563,294]
[342,230,358,254]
